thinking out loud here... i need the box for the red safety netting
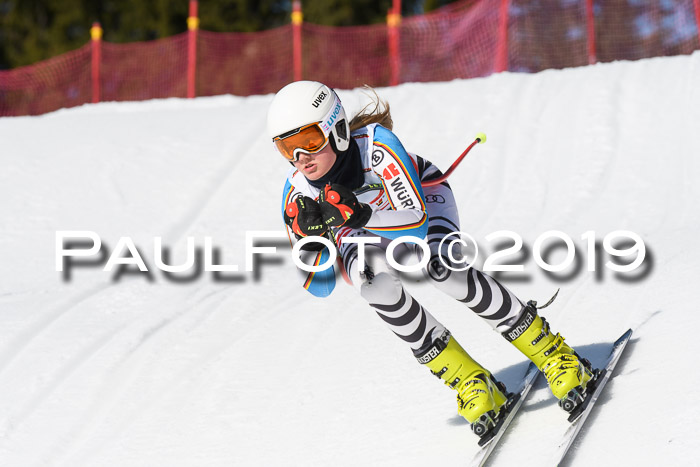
[508,0,700,72]
[1,0,699,117]
[0,44,92,116]
[508,0,591,72]
[301,22,391,90]
[196,27,294,97]
[100,33,189,102]
[593,0,700,63]
[400,0,499,83]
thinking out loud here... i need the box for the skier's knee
[426,256,469,300]
[360,271,403,306]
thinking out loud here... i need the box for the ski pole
[335,132,487,286]
[421,132,487,187]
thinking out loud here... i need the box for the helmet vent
[335,119,348,141]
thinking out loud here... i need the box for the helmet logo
[320,101,342,132]
[312,91,328,108]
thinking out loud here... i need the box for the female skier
[268,80,592,437]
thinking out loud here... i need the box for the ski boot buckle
[471,409,497,437]
[560,386,586,413]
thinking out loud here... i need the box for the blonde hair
[349,86,393,132]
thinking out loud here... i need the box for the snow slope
[1,52,699,466]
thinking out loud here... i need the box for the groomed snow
[1,52,699,466]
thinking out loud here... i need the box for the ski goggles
[272,92,344,162]
[273,122,329,162]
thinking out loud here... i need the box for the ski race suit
[281,123,524,356]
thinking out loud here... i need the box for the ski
[551,328,634,465]
[470,362,541,467]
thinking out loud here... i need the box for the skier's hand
[284,196,328,237]
[319,184,373,229]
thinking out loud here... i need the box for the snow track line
[0,283,110,380]
[38,300,204,466]
[43,285,260,466]
[160,121,261,246]
[2,325,126,437]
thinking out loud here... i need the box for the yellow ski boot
[417,332,509,437]
[503,301,594,412]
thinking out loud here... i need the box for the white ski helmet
[267,80,350,161]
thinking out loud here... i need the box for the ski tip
[615,329,633,346]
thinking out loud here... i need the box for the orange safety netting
[1,0,698,117]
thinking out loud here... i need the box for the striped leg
[345,240,446,354]
[363,272,446,354]
[421,182,524,333]
[344,232,508,426]
[457,268,524,332]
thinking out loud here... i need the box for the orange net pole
[90,22,103,103]
[292,1,303,82]
[495,0,509,72]
[586,0,596,64]
[695,0,700,46]
[187,0,199,98]
[387,3,401,86]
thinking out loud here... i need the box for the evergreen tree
[0,0,460,70]
[198,0,289,33]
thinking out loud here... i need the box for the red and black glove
[284,196,328,238]
[319,184,373,229]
